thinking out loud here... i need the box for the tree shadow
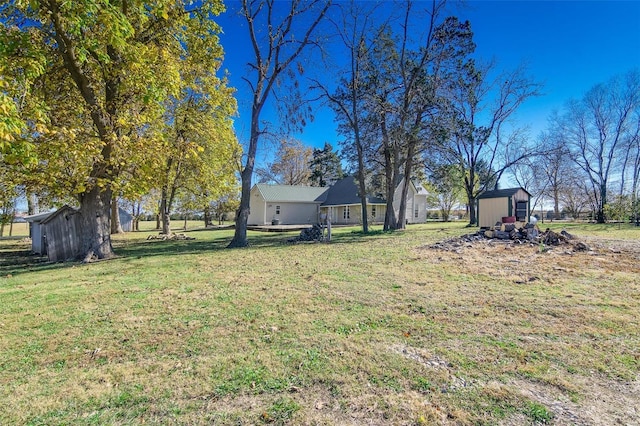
[0,243,71,277]
[0,228,391,278]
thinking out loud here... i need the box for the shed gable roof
[255,183,328,203]
[41,205,79,225]
[477,187,530,200]
[24,210,55,223]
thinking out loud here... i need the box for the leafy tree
[257,138,313,185]
[210,194,239,225]
[157,69,239,235]
[323,1,474,231]
[383,8,474,230]
[0,164,18,236]
[425,164,463,222]
[1,0,228,260]
[228,0,331,248]
[309,142,344,187]
[604,194,632,228]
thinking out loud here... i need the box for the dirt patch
[502,375,640,426]
[419,232,640,282]
[415,233,640,425]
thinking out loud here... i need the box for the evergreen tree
[309,143,344,187]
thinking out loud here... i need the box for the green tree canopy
[1,0,231,260]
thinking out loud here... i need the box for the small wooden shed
[118,208,133,232]
[477,187,531,228]
[41,205,82,262]
[24,210,55,254]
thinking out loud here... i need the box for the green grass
[0,222,638,424]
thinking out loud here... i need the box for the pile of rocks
[288,224,325,243]
[146,233,195,241]
[429,224,590,252]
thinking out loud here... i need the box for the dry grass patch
[0,223,638,425]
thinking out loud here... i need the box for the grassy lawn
[1,222,638,425]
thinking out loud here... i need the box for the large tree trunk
[203,205,212,227]
[396,141,417,230]
[27,192,38,215]
[79,186,115,262]
[110,195,124,234]
[597,182,607,223]
[160,196,171,234]
[467,194,477,226]
[229,106,259,247]
[229,165,252,247]
[381,117,398,231]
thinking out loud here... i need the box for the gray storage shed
[41,205,82,261]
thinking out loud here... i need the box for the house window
[414,205,419,218]
[276,206,281,215]
[343,206,350,220]
[371,206,376,218]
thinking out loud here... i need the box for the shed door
[516,201,527,221]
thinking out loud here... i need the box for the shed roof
[321,177,386,206]
[24,210,55,223]
[477,187,530,200]
[41,205,79,225]
[255,183,329,203]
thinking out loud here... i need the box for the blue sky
[217,0,640,164]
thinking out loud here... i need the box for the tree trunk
[110,195,124,234]
[597,182,607,223]
[380,114,397,231]
[229,105,260,247]
[229,165,252,247]
[203,205,212,227]
[396,141,417,230]
[79,186,115,262]
[354,127,368,234]
[160,196,171,234]
[468,196,477,226]
[27,192,38,215]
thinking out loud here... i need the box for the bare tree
[444,60,542,225]
[311,0,382,233]
[561,69,640,223]
[228,0,331,247]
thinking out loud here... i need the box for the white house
[248,177,428,226]
[319,177,386,225]
[247,184,328,225]
[393,177,428,224]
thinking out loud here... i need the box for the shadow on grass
[0,244,70,278]
[0,227,396,278]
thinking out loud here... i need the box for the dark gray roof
[477,187,530,199]
[321,177,386,206]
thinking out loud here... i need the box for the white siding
[266,202,319,225]
[248,186,267,225]
[393,179,427,224]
